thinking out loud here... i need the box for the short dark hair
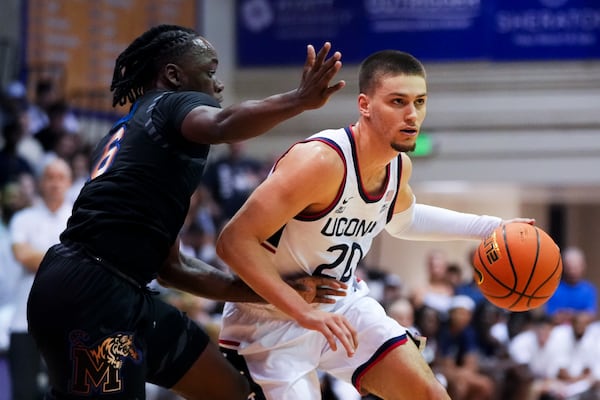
[110,24,199,107]
[358,50,426,95]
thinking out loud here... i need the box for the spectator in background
[508,313,556,400]
[202,141,265,229]
[26,79,79,137]
[545,247,598,325]
[510,312,600,400]
[0,113,34,189]
[411,249,455,318]
[387,297,417,334]
[8,157,73,400]
[445,262,463,290]
[549,311,600,399]
[380,273,405,311]
[454,248,487,307]
[413,304,444,383]
[65,148,91,204]
[179,185,222,265]
[34,100,71,153]
[472,301,533,400]
[1,173,37,225]
[436,295,495,400]
[0,191,22,400]
[1,81,45,172]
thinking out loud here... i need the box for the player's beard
[391,141,416,153]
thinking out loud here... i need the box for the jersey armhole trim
[295,137,346,221]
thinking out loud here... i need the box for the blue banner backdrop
[236,0,600,66]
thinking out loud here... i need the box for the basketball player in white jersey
[216,50,533,399]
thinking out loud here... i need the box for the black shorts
[27,243,210,399]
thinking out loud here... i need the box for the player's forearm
[158,253,263,302]
[210,91,305,143]
[216,239,314,319]
[386,201,502,241]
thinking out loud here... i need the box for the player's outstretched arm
[157,241,347,303]
[385,154,535,241]
[181,42,345,144]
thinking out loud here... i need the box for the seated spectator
[544,247,598,325]
[0,194,22,400]
[180,185,221,265]
[437,295,495,400]
[454,248,487,307]
[473,302,532,400]
[26,79,79,137]
[201,141,265,229]
[388,297,417,335]
[411,249,455,318]
[414,304,443,370]
[509,312,600,400]
[0,114,34,189]
[546,312,600,399]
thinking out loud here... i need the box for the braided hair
[110,24,199,107]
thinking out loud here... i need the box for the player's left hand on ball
[286,275,347,304]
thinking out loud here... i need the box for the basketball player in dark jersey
[26,25,348,399]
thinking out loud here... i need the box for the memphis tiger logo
[69,330,141,395]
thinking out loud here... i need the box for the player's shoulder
[137,90,219,114]
[163,90,220,108]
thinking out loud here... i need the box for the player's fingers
[313,42,332,68]
[322,326,338,352]
[329,319,357,357]
[313,295,336,304]
[303,44,316,70]
[349,324,359,353]
[313,277,347,290]
[323,80,346,98]
[316,287,345,297]
[321,50,342,71]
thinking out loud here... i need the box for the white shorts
[219,280,409,400]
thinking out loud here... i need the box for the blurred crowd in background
[0,77,599,400]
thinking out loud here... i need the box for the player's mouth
[400,128,418,136]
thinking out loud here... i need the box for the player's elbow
[215,225,235,263]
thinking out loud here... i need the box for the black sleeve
[154,91,221,134]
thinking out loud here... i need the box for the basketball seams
[509,225,540,310]
[527,254,563,307]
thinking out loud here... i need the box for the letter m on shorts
[69,331,140,395]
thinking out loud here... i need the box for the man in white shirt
[8,157,72,399]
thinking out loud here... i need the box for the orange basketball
[472,223,562,312]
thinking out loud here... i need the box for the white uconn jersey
[263,125,402,292]
[220,127,410,398]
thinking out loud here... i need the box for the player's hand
[285,275,347,304]
[502,218,535,225]
[295,42,345,110]
[296,310,358,357]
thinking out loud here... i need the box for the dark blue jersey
[61,90,220,284]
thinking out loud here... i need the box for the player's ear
[164,63,182,89]
[358,93,370,117]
